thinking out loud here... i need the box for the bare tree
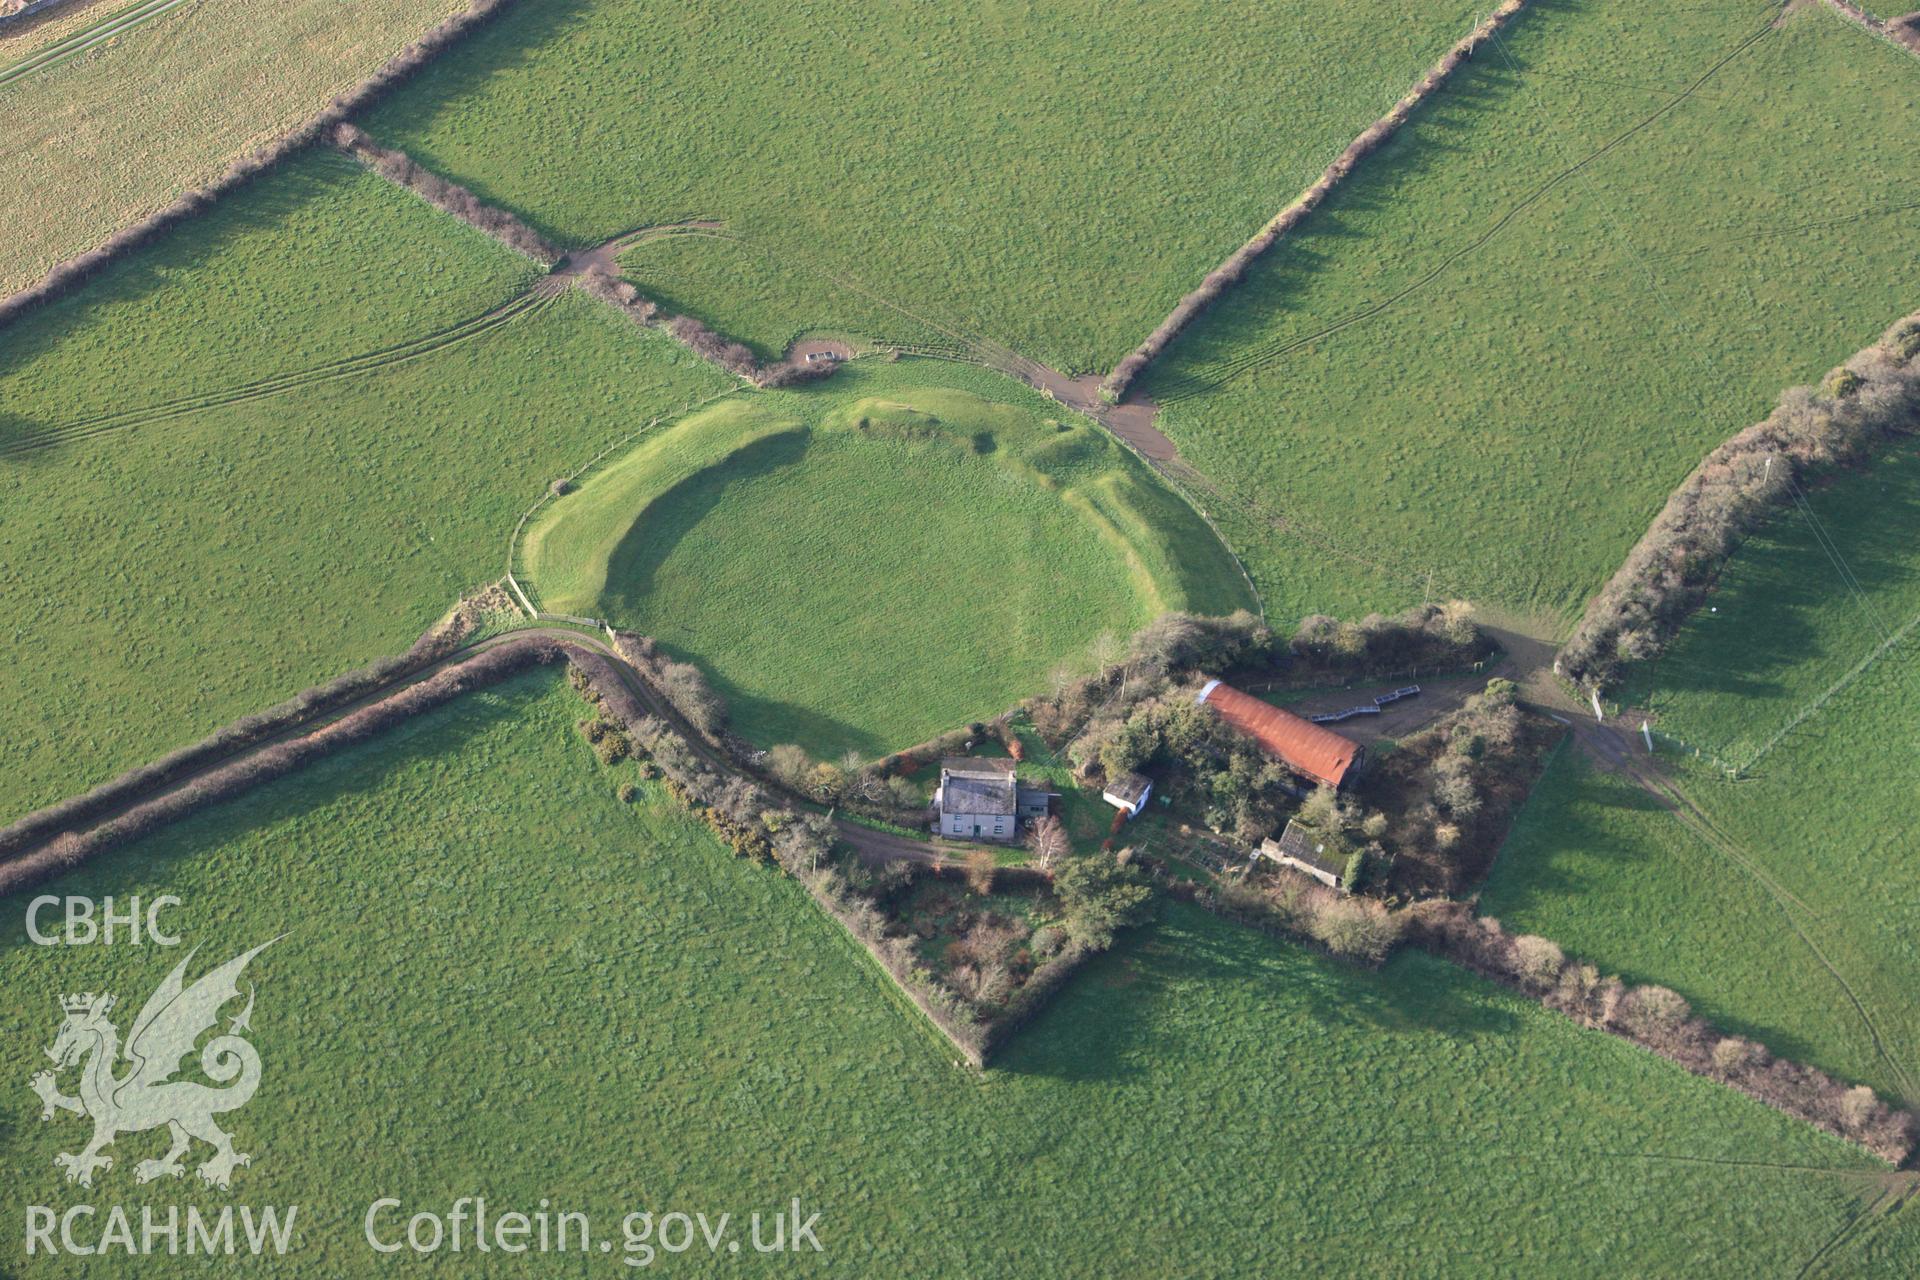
[964,849,997,895]
[1025,814,1070,870]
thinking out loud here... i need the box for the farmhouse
[1196,679,1364,790]
[1258,820,1353,892]
[1102,770,1153,819]
[934,758,1053,842]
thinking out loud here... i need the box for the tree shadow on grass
[0,671,560,964]
[0,410,38,451]
[724,688,887,762]
[0,150,372,397]
[1142,33,1538,401]
[1631,451,1920,710]
[1481,758,1671,917]
[355,0,605,246]
[994,900,1520,1083]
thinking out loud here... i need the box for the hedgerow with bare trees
[1407,901,1917,1164]
[332,124,563,264]
[575,265,837,388]
[0,636,569,899]
[1098,0,1531,402]
[0,587,508,865]
[562,652,1143,1066]
[1560,309,1920,694]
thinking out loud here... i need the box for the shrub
[0,636,565,897]
[1618,985,1690,1038]
[658,661,728,737]
[1892,318,1920,362]
[964,849,997,895]
[1511,935,1565,987]
[767,743,813,790]
[1432,769,1481,816]
[617,782,638,804]
[1711,1036,1767,1075]
[1839,1085,1879,1132]
[1341,850,1368,894]
[1820,366,1863,399]
[1307,895,1402,964]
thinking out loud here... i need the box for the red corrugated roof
[1197,679,1362,789]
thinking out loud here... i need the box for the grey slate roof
[1271,820,1348,878]
[941,772,1016,816]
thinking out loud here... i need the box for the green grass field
[354,0,1496,376]
[613,231,944,361]
[1484,447,1920,1104]
[0,150,538,431]
[0,151,735,821]
[0,0,464,296]
[1,669,1903,1277]
[523,362,1252,756]
[1140,0,1920,624]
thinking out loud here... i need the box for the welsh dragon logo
[28,940,276,1190]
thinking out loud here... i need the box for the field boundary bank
[4,623,1912,1129]
[1097,0,1531,403]
[1405,901,1917,1165]
[332,123,565,265]
[0,621,1080,1069]
[328,132,837,390]
[0,632,579,897]
[0,604,511,859]
[1818,0,1920,57]
[1557,308,1919,696]
[1145,11,1781,408]
[0,0,528,333]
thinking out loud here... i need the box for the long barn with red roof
[1196,678,1365,790]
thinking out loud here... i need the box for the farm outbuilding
[1196,679,1364,789]
[1102,770,1153,819]
[1258,820,1352,892]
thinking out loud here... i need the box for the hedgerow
[1560,308,1920,694]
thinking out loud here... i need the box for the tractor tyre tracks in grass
[1793,1174,1920,1280]
[1602,1143,1920,1271]
[0,0,190,91]
[1150,15,1781,405]
[1570,716,1920,1108]
[0,288,555,458]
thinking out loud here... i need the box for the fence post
[504,573,537,619]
